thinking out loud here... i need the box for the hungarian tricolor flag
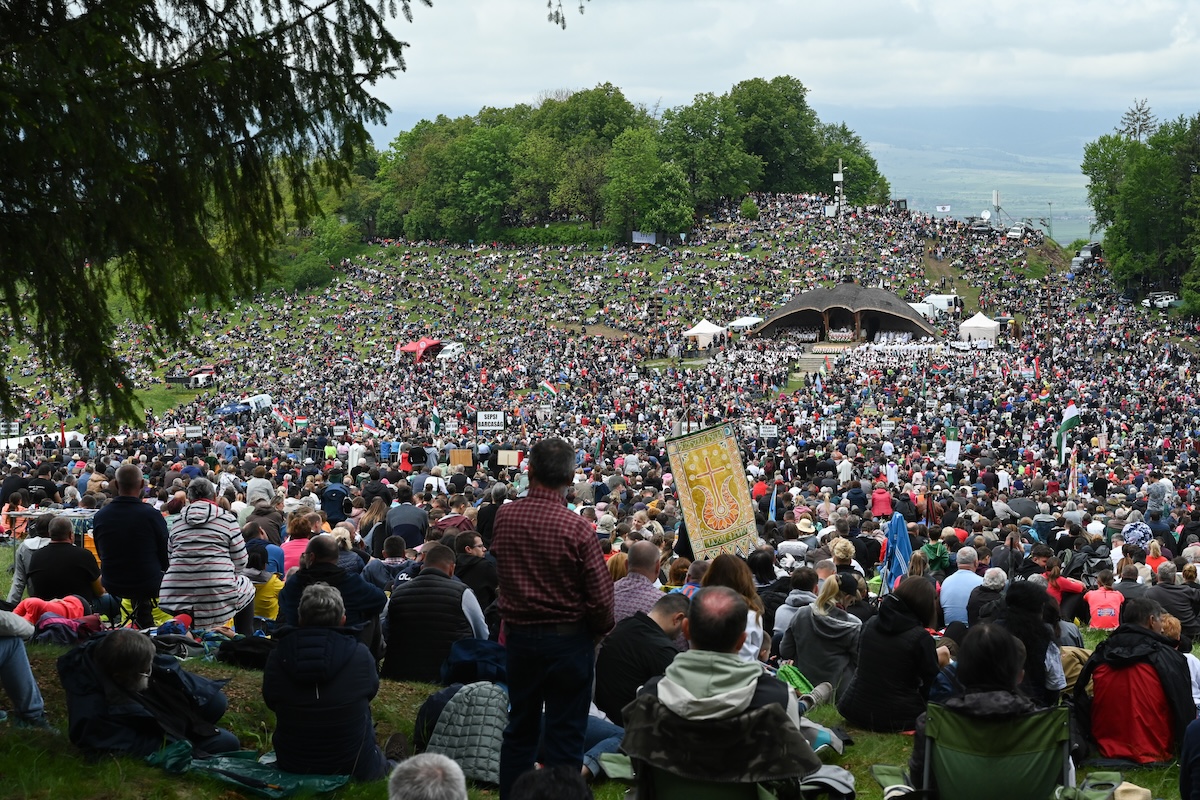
[1054,401,1080,465]
[294,416,308,429]
[539,380,559,396]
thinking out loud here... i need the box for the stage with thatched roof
[750,282,937,342]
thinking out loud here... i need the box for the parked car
[1079,242,1103,261]
[1142,292,1179,309]
[1006,225,1025,240]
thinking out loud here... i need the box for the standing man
[93,464,169,628]
[491,438,614,798]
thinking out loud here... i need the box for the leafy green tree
[0,0,428,419]
[511,131,564,224]
[439,125,520,240]
[1101,116,1196,289]
[341,174,384,239]
[740,197,760,221]
[816,123,891,205]
[644,163,696,236]
[1081,134,1139,231]
[376,115,472,240]
[602,129,661,237]
[660,93,763,209]
[533,83,649,147]
[553,142,608,227]
[728,76,821,192]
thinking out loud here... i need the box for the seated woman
[158,478,256,634]
[837,576,950,732]
[907,624,1040,790]
[58,628,240,756]
[701,554,767,663]
[779,573,861,693]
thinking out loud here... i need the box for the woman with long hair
[907,625,1037,791]
[2,492,30,538]
[780,572,861,692]
[358,497,390,555]
[1146,539,1168,574]
[702,554,767,663]
[607,551,628,582]
[994,580,1063,707]
[837,575,948,731]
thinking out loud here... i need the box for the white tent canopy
[682,319,726,349]
[958,311,1001,343]
[727,316,764,330]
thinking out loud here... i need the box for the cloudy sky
[368,0,1199,141]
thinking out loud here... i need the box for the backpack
[216,635,276,670]
[320,483,349,523]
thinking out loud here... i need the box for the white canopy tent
[682,319,726,349]
[727,316,764,331]
[958,312,1001,343]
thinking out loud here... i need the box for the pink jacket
[870,488,894,518]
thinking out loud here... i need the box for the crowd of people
[1,192,1200,797]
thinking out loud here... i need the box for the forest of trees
[335,76,891,244]
[1081,102,1200,313]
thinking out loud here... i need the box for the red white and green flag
[293,416,308,429]
[1054,401,1080,465]
[539,380,559,396]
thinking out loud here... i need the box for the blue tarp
[214,403,250,416]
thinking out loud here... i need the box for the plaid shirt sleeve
[492,487,614,635]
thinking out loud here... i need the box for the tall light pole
[1047,201,1054,242]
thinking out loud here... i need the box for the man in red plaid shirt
[492,437,614,798]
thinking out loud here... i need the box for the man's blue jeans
[0,636,44,722]
[499,625,594,798]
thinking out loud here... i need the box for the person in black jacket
[263,583,390,781]
[60,628,238,755]
[92,465,168,628]
[454,530,499,612]
[837,576,950,732]
[277,536,386,633]
[594,593,688,726]
[1146,561,1200,650]
[381,544,488,683]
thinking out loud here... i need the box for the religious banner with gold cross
[667,423,758,560]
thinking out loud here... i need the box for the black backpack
[216,636,276,670]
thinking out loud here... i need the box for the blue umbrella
[880,512,913,596]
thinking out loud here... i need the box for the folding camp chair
[922,703,1071,800]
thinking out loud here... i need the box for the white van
[923,294,962,314]
[188,373,214,389]
[436,342,465,360]
[907,302,938,320]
